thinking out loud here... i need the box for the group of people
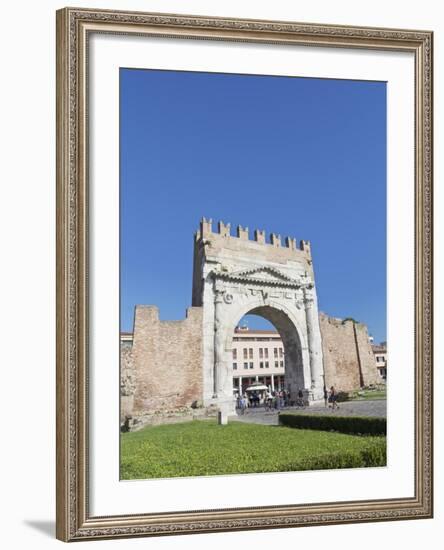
[324,385,340,410]
[236,388,306,413]
[236,385,341,413]
[264,389,293,411]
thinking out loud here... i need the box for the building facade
[372,343,387,380]
[231,328,286,394]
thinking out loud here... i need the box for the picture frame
[56,6,433,542]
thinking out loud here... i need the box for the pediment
[217,266,301,287]
[235,266,292,282]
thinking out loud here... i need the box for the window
[260,362,264,368]
[279,348,283,357]
[259,348,263,359]
[264,348,269,359]
[249,362,254,369]
[233,349,237,360]
[233,363,237,370]
[249,348,253,359]
[274,348,278,358]
[275,361,279,368]
[243,348,248,359]
[280,361,284,368]
[265,361,269,368]
[243,362,248,369]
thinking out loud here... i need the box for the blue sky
[120,69,386,343]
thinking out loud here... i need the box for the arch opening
[227,306,306,404]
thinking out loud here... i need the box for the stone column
[271,374,275,391]
[214,289,227,395]
[303,286,324,400]
[214,287,235,417]
[238,376,242,394]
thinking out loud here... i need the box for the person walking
[273,391,279,410]
[283,389,289,408]
[237,394,244,415]
[297,388,305,408]
[265,391,272,411]
[330,385,339,410]
[242,394,249,414]
[323,386,329,408]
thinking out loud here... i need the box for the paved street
[230,399,387,426]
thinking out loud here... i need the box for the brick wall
[120,343,135,423]
[121,307,378,419]
[319,313,379,392]
[354,322,380,387]
[131,305,203,415]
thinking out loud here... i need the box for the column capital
[302,286,314,309]
[214,288,224,304]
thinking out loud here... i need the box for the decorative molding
[70,8,432,43]
[214,266,307,289]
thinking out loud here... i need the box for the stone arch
[210,290,315,413]
[223,301,308,400]
[193,219,325,412]
[223,298,307,352]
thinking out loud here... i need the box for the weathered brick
[130,306,203,416]
[319,313,379,391]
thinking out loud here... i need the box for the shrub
[336,391,350,402]
[342,317,360,324]
[292,438,386,470]
[279,413,386,435]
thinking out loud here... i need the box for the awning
[245,384,268,391]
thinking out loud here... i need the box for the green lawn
[120,420,386,480]
[349,389,387,401]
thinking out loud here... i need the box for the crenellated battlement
[195,217,311,255]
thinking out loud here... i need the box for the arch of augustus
[120,219,379,428]
[192,218,324,415]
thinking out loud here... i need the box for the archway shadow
[23,519,55,538]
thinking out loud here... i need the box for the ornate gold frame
[56,7,433,542]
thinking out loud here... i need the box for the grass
[120,419,386,480]
[349,389,387,401]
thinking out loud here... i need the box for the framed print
[56,7,433,542]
